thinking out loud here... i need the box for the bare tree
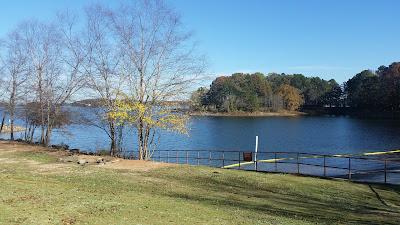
[108,0,205,160]
[82,5,126,156]
[2,29,30,140]
[0,41,6,133]
[18,18,86,146]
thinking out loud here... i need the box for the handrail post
[238,151,241,169]
[297,152,300,174]
[255,152,258,172]
[348,157,351,180]
[323,155,326,177]
[384,160,387,184]
[254,136,258,171]
[222,152,225,168]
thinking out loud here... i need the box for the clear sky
[1,0,399,83]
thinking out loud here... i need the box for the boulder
[60,144,69,150]
[51,144,69,150]
[77,159,87,165]
[70,149,80,154]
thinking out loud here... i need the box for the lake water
[2,107,400,155]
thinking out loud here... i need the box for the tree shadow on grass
[147,169,400,225]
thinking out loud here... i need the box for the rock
[77,159,87,165]
[60,144,69,150]
[51,144,69,150]
[70,149,80,154]
[96,158,105,163]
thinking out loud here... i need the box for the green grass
[0,150,399,225]
[9,151,59,163]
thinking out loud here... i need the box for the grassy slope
[0,150,399,225]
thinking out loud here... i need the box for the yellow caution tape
[222,149,400,169]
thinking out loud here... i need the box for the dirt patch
[99,158,174,171]
[0,140,174,172]
[0,141,49,153]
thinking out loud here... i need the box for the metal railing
[120,150,400,185]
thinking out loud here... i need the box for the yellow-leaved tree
[105,0,205,160]
[109,99,189,160]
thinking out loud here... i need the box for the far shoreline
[189,111,307,117]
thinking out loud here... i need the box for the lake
[2,107,400,155]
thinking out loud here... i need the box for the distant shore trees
[345,62,400,111]
[192,62,400,113]
[193,73,338,112]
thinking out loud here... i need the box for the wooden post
[348,157,351,180]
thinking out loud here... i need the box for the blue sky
[1,0,399,83]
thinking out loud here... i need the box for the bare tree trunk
[45,126,52,146]
[30,126,35,143]
[0,113,5,133]
[109,121,116,156]
[137,118,145,160]
[10,118,14,140]
[9,76,17,140]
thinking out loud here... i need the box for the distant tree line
[191,62,400,113]
[191,72,341,112]
[345,62,400,111]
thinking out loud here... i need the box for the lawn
[0,142,399,225]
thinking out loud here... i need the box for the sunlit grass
[0,149,399,225]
